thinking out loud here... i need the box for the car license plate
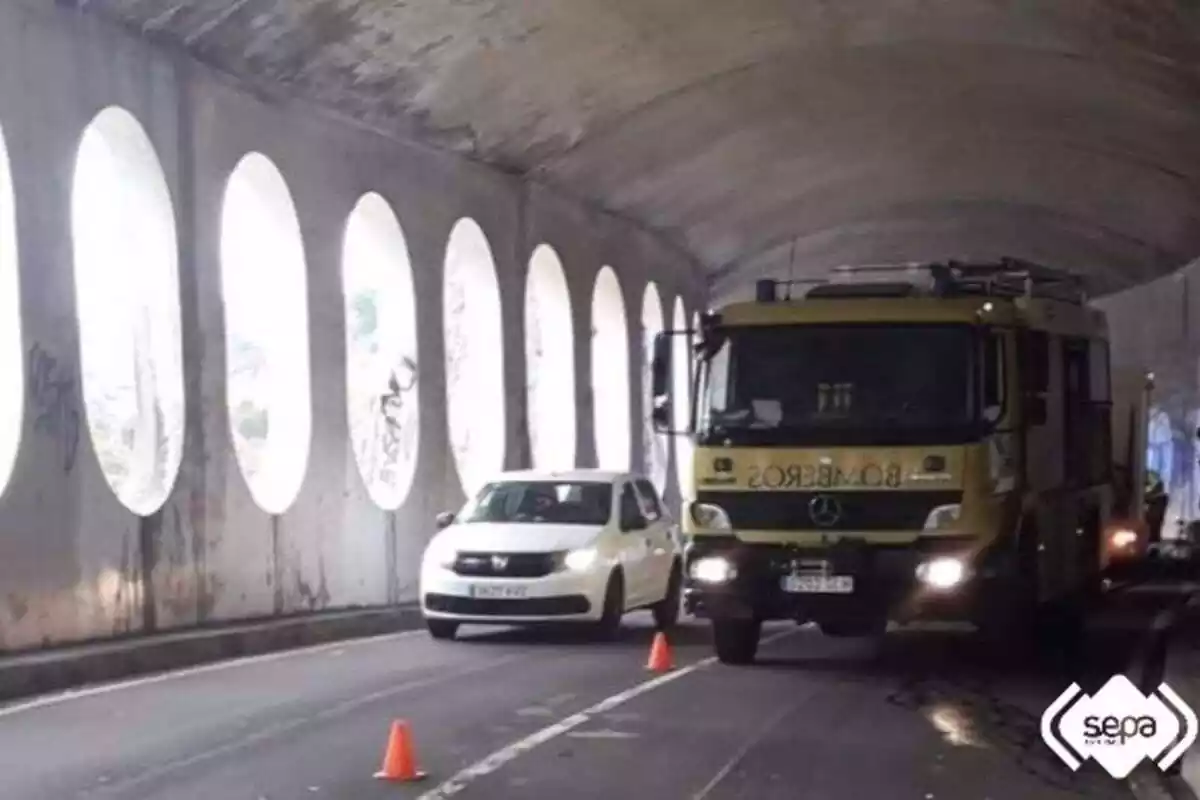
[781,575,854,594]
[470,584,528,599]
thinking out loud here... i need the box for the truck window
[981,332,1005,423]
[695,323,976,447]
[1089,340,1111,403]
[1021,330,1049,394]
[1062,337,1111,486]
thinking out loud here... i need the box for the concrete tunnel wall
[1097,259,1200,533]
[0,1,705,652]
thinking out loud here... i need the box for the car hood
[438,522,602,554]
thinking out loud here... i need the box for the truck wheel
[712,619,761,664]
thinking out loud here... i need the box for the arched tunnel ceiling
[90,0,1200,297]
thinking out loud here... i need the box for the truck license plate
[781,575,854,594]
[470,584,528,599]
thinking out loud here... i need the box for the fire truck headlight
[691,556,737,584]
[1110,528,1138,550]
[916,557,968,590]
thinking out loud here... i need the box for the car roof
[484,468,641,484]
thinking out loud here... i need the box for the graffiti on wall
[27,342,80,472]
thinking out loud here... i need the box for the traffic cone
[374,719,426,781]
[646,631,674,672]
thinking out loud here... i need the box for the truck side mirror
[650,396,670,432]
[1024,395,1047,426]
[651,332,671,400]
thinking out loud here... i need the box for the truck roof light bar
[754,258,1088,306]
[755,277,827,302]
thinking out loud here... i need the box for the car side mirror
[1024,395,1047,427]
[435,511,456,530]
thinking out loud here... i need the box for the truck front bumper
[683,535,1001,624]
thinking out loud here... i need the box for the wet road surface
[0,590,1179,800]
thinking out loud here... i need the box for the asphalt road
[0,591,1181,800]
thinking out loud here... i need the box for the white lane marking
[0,628,426,719]
[566,729,639,740]
[417,627,800,800]
[690,696,802,800]
[77,652,527,798]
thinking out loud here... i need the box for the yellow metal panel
[693,446,965,491]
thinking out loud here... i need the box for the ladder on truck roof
[755,258,1088,306]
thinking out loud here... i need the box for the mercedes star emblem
[808,495,842,528]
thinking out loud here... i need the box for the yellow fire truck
[650,259,1147,664]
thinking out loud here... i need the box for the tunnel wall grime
[0,0,704,652]
[1095,257,1200,532]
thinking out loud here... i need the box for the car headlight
[690,502,732,531]
[425,538,457,569]
[690,555,737,583]
[916,557,967,590]
[563,548,598,571]
[923,504,961,531]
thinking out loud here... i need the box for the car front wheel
[596,571,625,640]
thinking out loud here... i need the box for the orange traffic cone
[374,719,426,782]
[646,631,674,672]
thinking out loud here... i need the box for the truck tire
[713,619,761,664]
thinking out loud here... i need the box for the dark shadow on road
[455,617,714,649]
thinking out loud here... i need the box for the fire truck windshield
[695,323,985,447]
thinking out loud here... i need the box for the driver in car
[519,486,558,520]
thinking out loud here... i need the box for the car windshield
[697,323,979,446]
[459,481,613,526]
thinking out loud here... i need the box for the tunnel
[0,2,1198,797]
[0,0,1198,645]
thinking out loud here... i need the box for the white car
[419,469,684,640]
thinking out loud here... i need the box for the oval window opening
[524,244,576,470]
[220,152,312,515]
[590,266,630,470]
[0,123,20,497]
[343,193,420,510]
[443,217,506,496]
[71,106,185,515]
